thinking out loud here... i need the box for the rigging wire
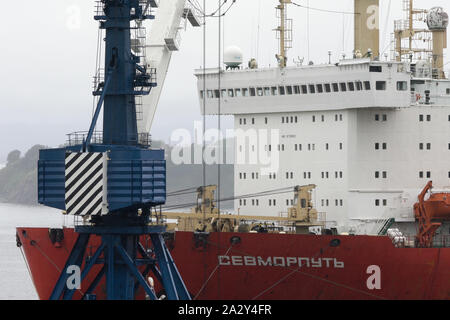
[291,1,359,15]
[161,186,300,211]
[187,0,237,18]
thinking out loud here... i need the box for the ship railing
[398,235,450,248]
[66,131,152,148]
[66,131,103,146]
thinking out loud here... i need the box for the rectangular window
[257,87,263,96]
[370,65,382,72]
[325,83,331,93]
[419,143,424,150]
[356,81,363,91]
[250,88,256,96]
[301,85,308,94]
[382,114,387,121]
[376,81,386,90]
[348,82,355,91]
[375,199,380,206]
[207,90,213,98]
[382,171,387,179]
[382,143,387,150]
[375,143,379,150]
[294,85,300,94]
[286,86,293,95]
[419,114,424,122]
[375,114,380,121]
[364,81,371,90]
[397,81,408,91]
[221,89,226,97]
[419,171,424,178]
[235,88,241,97]
[271,86,278,95]
[279,86,285,95]
[200,90,204,99]
[242,88,249,97]
[309,84,316,94]
[375,171,380,178]
[332,83,339,92]
[321,115,325,122]
[317,84,324,93]
[264,87,270,96]
[383,199,387,206]
[228,89,234,97]
[340,83,347,92]
[427,115,431,121]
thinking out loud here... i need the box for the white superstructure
[194,57,450,234]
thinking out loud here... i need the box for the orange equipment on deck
[414,181,450,248]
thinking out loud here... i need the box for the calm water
[0,203,66,300]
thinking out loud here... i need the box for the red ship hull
[16,227,450,300]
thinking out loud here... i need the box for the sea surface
[0,203,67,300]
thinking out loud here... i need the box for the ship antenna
[276,0,292,68]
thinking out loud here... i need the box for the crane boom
[138,0,201,134]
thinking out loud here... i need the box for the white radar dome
[224,46,243,68]
[427,7,449,30]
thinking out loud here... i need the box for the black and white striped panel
[65,152,106,217]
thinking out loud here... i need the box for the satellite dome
[427,7,449,30]
[224,46,243,68]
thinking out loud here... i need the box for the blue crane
[37,0,190,300]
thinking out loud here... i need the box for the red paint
[16,228,450,300]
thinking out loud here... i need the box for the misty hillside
[0,143,234,210]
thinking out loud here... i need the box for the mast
[393,0,430,63]
[276,0,292,68]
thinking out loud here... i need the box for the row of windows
[256,143,344,152]
[202,81,408,99]
[239,141,450,154]
[239,113,450,126]
[239,170,450,180]
[238,198,345,207]
[239,114,345,125]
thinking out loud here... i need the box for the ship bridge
[195,59,413,116]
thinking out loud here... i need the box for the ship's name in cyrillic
[218,255,344,268]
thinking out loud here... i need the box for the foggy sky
[0,0,449,162]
